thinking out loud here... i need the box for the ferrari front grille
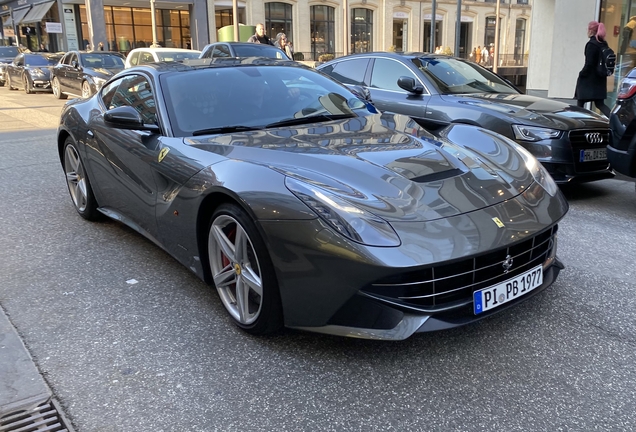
[363,225,558,310]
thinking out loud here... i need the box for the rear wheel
[23,75,33,94]
[81,81,92,98]
[7,74,16,90]
[207,204,283,335]
[63,137,100,220]
[52,77,67,99]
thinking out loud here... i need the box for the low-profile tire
[208,203,283,335]
[63,137,100,221]
[7,74,16,90]
[81,80,92,98]
[52,77,67,99]
[23,75,33,94]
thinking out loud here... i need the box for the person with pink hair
[574,21,611,117]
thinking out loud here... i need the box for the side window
[107,75,158,126]
[213,45,231,58]
[330,59,370,86]
[201,47,212,59]
[15,55,23,66]
[69,53,78,66]
[100,77,124,108]
[60,53,70,65]
[130,52,140,66]
[370,58,419,92]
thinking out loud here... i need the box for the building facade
[2,1,532,64]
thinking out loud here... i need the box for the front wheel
[63,137,100,220]
[81,80,92,98]
[23,75,33,94]
[208,204,283,335]
[52,77,67,99]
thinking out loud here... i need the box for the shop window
[352,8,373,53]
[311,5,335,61]
[265,2,293,42]
[514,19,526,64]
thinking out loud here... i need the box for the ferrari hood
[441,93,608,129]
[186,114,536,222]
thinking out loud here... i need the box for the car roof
[130,47,200,53]
[127,57,306,74]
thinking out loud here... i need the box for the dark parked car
[318,52,614,184]
[51,51,125,99]
[199,42,290,60]
[0,46,20,86]
[608,68,636,180]
[5,52,63,93]
[57,58,568,340]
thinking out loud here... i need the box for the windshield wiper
[191,125,259,136]
[265,114,355,129]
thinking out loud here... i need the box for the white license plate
[473,265,543,314]
[579,148,606,162]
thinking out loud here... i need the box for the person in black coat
[574,21,611,117]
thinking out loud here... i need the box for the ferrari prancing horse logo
[492,217,505,228]
[158,147,170,163]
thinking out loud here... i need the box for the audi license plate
[579,148,607,162]
[473,265,543,314]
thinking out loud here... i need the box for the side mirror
[397,76,424,94]
[104,106,160,132]
[350,85,372,102]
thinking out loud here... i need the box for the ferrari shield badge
[492,217,505,228]
[158,148,170,163]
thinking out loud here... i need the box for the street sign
[46,22,63,34]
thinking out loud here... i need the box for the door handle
[87,130,94,138]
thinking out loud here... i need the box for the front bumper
[519,129,614,184]
[261,182,569,340]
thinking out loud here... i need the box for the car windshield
[412,57,518,95]
[156,51,201,62]
[25,54,61,66]
[161,65,373,137]
[80,53,125,69]
[233,45,289,59]
[0,47,19,57]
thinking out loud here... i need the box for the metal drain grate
[0,399,73,432]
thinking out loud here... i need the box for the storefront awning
[21,1,55,24]
[3,6,31,28]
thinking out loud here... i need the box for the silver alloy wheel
[208,215,263,325]
[64,144,88,212]
[81,81,91,98]
[23,76,30,94]
[52,77,59,97]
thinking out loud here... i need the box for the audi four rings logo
[502,254,514,273]
[585,133,604,144]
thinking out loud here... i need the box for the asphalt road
[1,87,635,431]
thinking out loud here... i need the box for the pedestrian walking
[574,21,611,117]
[476,46,482,64]
[248,23,274,45]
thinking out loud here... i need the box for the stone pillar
[207,0,217,43]
[190,0,209,50]
[85,0,107,51]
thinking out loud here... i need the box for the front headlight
[92,77,107,89]
[512,125,561,142]
[511,142,559,196]
[285,177,401,247]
